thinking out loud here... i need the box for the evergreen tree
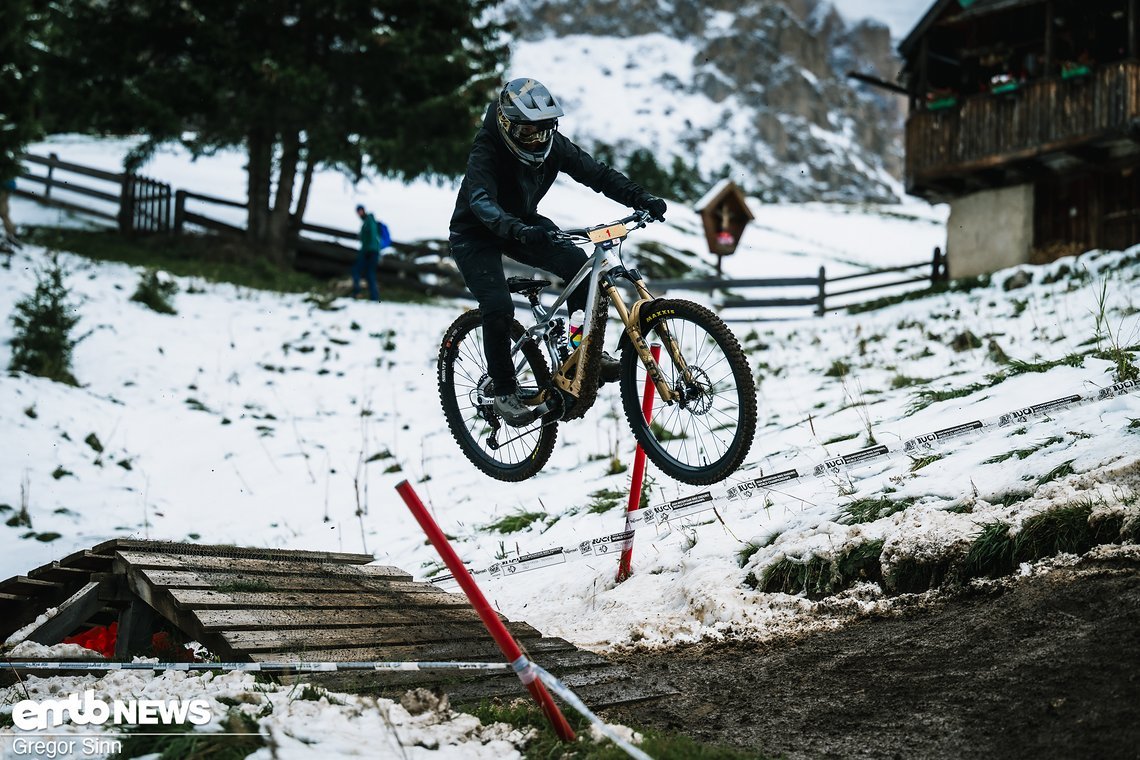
[10,255,82,386]
[42,0,508,263]
[0,0,43,183]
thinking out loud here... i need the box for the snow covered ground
[2,136,1139,757]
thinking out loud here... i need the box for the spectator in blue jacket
[352,204,390,302]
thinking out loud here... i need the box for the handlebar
[555,209,654,243]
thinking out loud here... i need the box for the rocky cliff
[504,0,906,202]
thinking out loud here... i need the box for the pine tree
[9,256,82,386]
[42,0,509,263]
[0,0,43,183]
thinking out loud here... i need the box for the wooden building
[899,0,1140,276]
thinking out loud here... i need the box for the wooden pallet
[1,540,672,707]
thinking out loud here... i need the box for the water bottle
[568,309,585,350]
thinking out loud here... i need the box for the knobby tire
[619,299,757,485]
[438,309,558,482]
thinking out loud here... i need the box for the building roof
[899,0,1048,61]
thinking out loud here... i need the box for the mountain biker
[449,77,668,427]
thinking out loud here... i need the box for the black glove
[516,225,554,247]
[636,195,667,222]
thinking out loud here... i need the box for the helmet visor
[510,119,557,147]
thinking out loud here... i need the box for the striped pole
[617,343,661,583]
[396,480,575,742]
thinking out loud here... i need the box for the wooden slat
[100,540,373,565]
[133,569,416,592]
[28,562,94,584]
[115,551,405,578]
[222,621,542,652]
[194,606,503,630]
[167,588,470,610]
[25,582,105,646]
[0,576,63,595]
[248,637,578,664]
[57,549,116,571]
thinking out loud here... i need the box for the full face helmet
[496,78,564,167]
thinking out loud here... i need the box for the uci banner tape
[429,379,1140,587]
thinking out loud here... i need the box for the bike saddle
[506,276,551,296]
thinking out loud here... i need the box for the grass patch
[884,556,955,594]
[587,488,626,514]
[909,454,943,472]
[822,431,859,445]
[483,509,547,534]
[962,502,1124,581]
[468,699,763,759]
[1036,459,1076,486]
[983,436,1064,464]
[824,359,850,378]
[752,540,884,598]
[650,420,687,441]
[838,497,916,525]
[890,374,931,390]
[907,382,989,415]
[115,709,264,759]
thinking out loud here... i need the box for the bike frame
[509,218,685,406]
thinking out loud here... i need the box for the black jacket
[449,103,649,241]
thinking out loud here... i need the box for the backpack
[379,222,392,250]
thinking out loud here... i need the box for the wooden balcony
[906,60,1140,199]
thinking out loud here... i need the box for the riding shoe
[600,351,621,385]
[494,392,539,427]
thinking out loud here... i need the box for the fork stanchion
[616,343,661,583]
[395,480,576,743]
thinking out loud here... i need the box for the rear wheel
[619,299,757,485]
[438,310,557,482]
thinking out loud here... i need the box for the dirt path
[602,554,1140,759]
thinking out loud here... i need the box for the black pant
[450,226,589,395]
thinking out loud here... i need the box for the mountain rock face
[505,0,906,202]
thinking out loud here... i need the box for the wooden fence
[15,152,173,234]
[15,151,949,313]
[654,247,947,315]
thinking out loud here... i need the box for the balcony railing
[905,60,1140,194]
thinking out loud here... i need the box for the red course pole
[616,343,661,583]
[395,480,576,742]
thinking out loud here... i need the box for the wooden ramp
[0,540,672,707]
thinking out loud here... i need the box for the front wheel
[619,299,757,485]
[438,309,558,482]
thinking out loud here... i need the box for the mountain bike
[437,210,757,485]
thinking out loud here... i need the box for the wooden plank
[133,569,421,592]
[28,562,94,585]
[721,297,820,308]
[0,576,63,595]
[247,637,577,664]
[222,621,542,652]
[123,566,231,659]
[10,191,119,222]
[115,551,405,578]
[167,588,471,610]
[21,153,124,182]
[194,605,505,630]
[57,549,116,571]
[99,539,374,565]
[26,582,105,645]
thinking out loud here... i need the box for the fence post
[931,246,945,282]
[173,190,187,235]
[118,173,135,234]
[815,265,826,316]
[44,153,58,200]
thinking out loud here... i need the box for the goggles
[504,116,557,147]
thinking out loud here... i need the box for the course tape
[428,379,1140,587]
[3,660,511,673]
[532,661,654,760]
